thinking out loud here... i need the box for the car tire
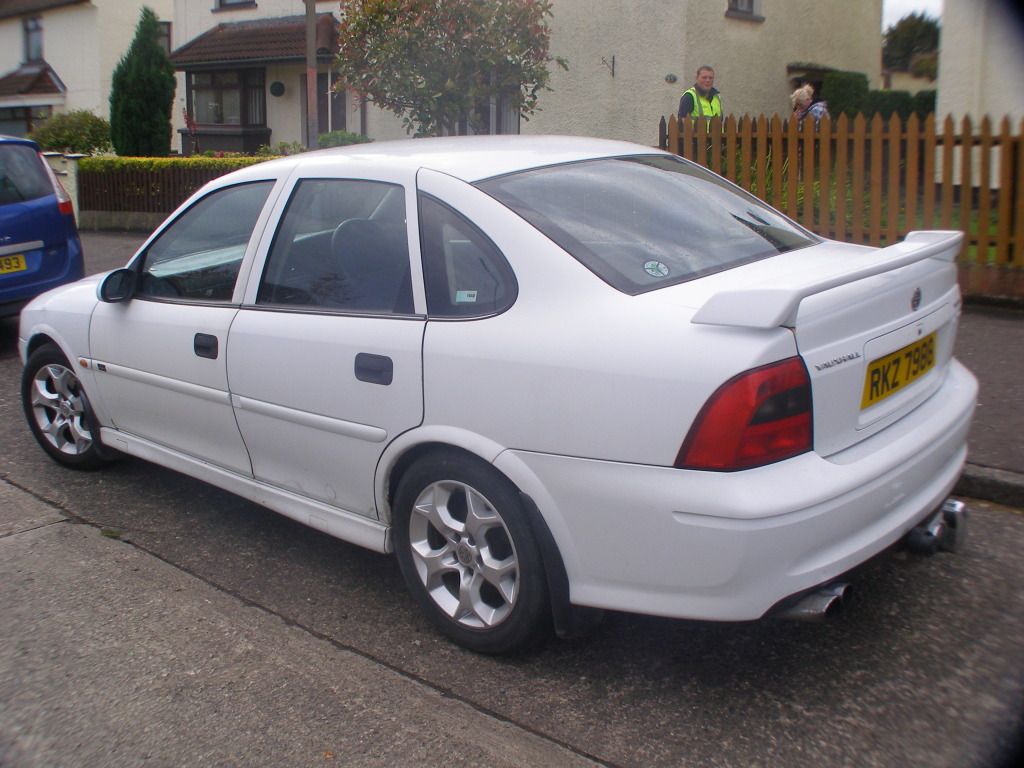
[392,450,551,654]
[21,344,111,471]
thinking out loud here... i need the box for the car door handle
[354,353,393,385]
[194,333,219,360]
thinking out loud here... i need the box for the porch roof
[0,62,65,98]
[169,14,338,69]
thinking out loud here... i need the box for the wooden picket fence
[658,113,1024,295]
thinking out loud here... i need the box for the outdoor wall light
[269,81,285,97]
[665,74,678,84]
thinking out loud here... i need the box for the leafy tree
[30,110,112,154]
[109,6,176,155]
[335,0,567,137]
[883,12,940,71]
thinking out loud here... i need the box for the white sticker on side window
[455,290,478,303]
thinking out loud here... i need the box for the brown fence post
[869,114,884,246]
[886,113,902,245]
[996,117,1013,266]
[978,116,994,263]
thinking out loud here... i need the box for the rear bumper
[0,235,84,317]
[496,359,978,621]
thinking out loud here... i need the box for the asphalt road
[0,233,1022,767]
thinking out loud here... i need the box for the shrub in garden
[109,7,176,156]
[30,110,112,154]
[317,130,373,148]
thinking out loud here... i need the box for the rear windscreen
[0,144,52,206]
[476,155,817,294]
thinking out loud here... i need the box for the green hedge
[822,71,869,118]
[865,90,915,120]
[78,155,272,173]
[913,89,937,118]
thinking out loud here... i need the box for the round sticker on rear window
[644,261,670,278]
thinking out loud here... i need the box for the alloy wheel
[408,480,519,629]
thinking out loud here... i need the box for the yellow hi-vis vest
[683,87,722,119]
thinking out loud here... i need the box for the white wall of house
[884,70,935,94]
[0,0,173,121]
[525,0,882,145]
[937,0,1024,123]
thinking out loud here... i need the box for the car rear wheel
[22,344,110,470]
[392,451,550,654]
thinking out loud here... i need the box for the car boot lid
[689,231,963,329]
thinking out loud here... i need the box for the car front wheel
[21,344,110,470]
[392,451,551,654]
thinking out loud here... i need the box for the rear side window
[418,193,516,317]
[137,181,273,302]
[0,144,52,205]
[476,155,817,294]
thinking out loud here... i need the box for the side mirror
[98,268,137,303]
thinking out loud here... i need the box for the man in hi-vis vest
[678,65,722,122]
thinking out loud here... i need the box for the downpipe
[906,499,968,555]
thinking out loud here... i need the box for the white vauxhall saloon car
[19,136,977,653]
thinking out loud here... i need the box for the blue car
[0,135,84,317]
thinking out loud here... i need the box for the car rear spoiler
[690,230,964,329]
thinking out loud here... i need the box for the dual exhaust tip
[775,498,967,622]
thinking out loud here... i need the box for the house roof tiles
[0,0,87,21]
[169,14,338,68]
[0,62,65,98]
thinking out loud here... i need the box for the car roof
[0,134,40,149]
[250,135,666,184]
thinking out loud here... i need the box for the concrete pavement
[0,481,600,767]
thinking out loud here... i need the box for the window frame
[23,16,43,63]
[214,0,257,11]
[187,68,266,128]
[725,0,764,22]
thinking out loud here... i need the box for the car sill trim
[100,427,391,553]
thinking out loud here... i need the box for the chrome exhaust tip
[775,582,850,622]
[907,498,968,555]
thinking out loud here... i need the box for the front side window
[418,194,517,317]
[137,181,273,302]
[189,70,265,126]
[476,155,816,295]
[258,179,412,314]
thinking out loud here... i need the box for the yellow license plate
[0,254,27,274]
[861,332,937,409]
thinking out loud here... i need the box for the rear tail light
[675,356,812,471]
[39,152,76,220]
